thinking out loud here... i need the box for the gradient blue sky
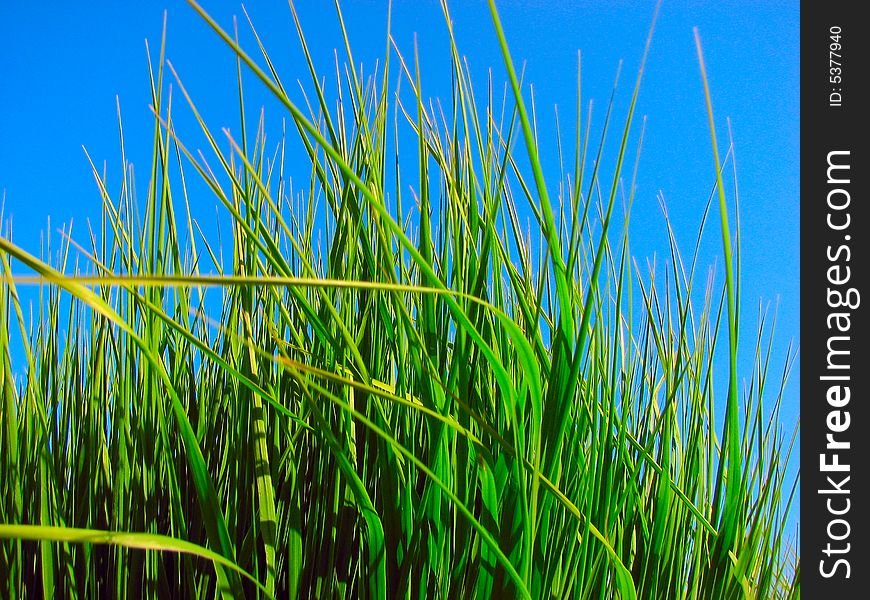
[1,0,798,519]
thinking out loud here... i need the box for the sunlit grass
[0,1,798,598]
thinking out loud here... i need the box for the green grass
[0,1,798,598]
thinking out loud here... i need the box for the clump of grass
[0,1,798,598]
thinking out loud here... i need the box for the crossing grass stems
[0,1,799,598]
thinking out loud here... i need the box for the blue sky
[1,0,798,522]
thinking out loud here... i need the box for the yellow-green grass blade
[0,524,270,597]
